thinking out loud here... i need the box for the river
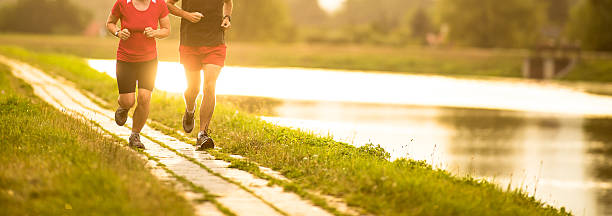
[89,60,612,215]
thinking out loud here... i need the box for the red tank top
[111,0,169,62]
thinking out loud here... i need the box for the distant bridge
[523,43,581,79]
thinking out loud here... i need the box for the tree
[336,0,420,33]
[0,0,92,34]
[410,7,433,39]
[331,0,435,45]
[545,0,570,26]
[537,0,571,39]
[231,0,295,42]
[437,0,545,48]
[567,0,612,51]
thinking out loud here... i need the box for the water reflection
[584,118,612,216]
[436,109,602,214]
[437,109,526,176]
[217,95,281,116]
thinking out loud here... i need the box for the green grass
[0,63,194,215]
[225,42,526,78]
[564,59,612,83]
[0,46,572,215]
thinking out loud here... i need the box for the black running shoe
[183,110,195,133]
[115,107,129,126]
[129,133,145,150]
[196,131,214,151]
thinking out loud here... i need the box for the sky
[318,0,346,13]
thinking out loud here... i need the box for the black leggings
[116,59,158,94]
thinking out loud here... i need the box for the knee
[137,93,151,106]
[119,96,135,108]
[203,80,217,92]
[186,84,200,94]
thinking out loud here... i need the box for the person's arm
[106,13,131,40]
[166,0,203,23]
[221,0,233,29]
[145,15,171,39]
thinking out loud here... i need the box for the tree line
[0,0,91,34]
[0,0,610,51]
[310,0,611,51]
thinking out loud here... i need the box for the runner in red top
[106,0,170,149]
[111,0,169,62]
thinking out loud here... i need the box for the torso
[132,0,151,11]
[180,0,225,47]
[112,0,169,62]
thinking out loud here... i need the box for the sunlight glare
[318,0,346,13]
[88,59,612,117]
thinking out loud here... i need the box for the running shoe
[183,110,195,133]
[196,131,214,151]
[129,133,145,150]
[115,107,129,126]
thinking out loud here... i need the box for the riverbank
[0,63,194,215]
[1,33,611,83]
[0,46,572,215]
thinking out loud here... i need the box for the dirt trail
[0,56,335,216]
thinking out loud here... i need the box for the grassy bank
[0,62,194,215]
[2,33,610,83]
[0,46,572,215]
[564,58,612,83]
[0,33,527,78]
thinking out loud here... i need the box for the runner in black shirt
[167,0,233,150]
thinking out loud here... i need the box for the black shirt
[180,0,225,46]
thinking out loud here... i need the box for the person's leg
[193,45,225,150]
[132,59,157,133]
[182,67,202,133]
[184,68,201,113]
[132,88,152,133]
[199,64,222,132]
[118,93,135,109]
[180,46,204,133]
[115,60,137,126]
[116,92,135,125]
[180,46,203,113]
[128,59,157,149]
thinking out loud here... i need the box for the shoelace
[130,133,140,142]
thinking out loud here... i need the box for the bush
[567,0,612,51]
[230,0,295,42]
[437,0,545,48]
[0,0,92,34]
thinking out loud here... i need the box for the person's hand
[144,27,156,38]
[118,29,130,40]
[221,16,231,29]
[185,12,203,23]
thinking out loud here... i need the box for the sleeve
[111,0,122,18]
[159,0,170,18]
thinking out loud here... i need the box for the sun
[318,0,346,13]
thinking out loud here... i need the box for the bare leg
[118,93,135,109]
[184,69,201,112]
[132,88,152,133]
[199,64,222,132]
